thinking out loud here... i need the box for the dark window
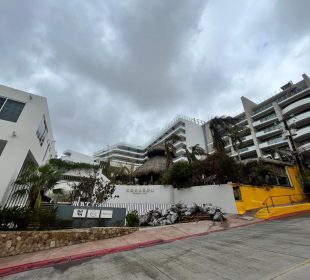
[36,116,48,146]
[233,187,242,200]
[0,97,6,109]
[277,176,290,187]
[0,99,25,122]
[0,139,7,156]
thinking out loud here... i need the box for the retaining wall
[0,227,137,257]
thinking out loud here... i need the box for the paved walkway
[0,215,258,274]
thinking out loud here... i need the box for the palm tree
[209,116,237,152]
[190,144,206,161]
[209,116,248,161]
[228,125,244,162]
[164,134,182,167]
[14,163,60,208]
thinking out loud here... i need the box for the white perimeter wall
[109,184,238,214]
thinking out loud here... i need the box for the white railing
[104,203,173,215]
[103,202,208,215]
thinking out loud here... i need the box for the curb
[266,209,310,221]
[0,213,309,277]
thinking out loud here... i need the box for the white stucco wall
[111,185,174,204]
[108,184,238,213]
[61,149,98,165]
[174,185,237,213]
[0,85,56,205]
[183,120,206,150]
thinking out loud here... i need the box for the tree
[209,116,248,161]
[14,163,61,209]
[164,134,181,168]
[70,169,118,203]
[229,125,245,162]
[186,144,206,163]
[163,161,193,188]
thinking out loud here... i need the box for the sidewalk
[0,215,260,276]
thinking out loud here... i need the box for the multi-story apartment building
[205,73,310,160]
[0,85,56,207]
[95,73,310,166]
[94,115,206,168]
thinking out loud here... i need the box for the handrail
[263,193,310,213]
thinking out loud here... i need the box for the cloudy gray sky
[1,0,310,155]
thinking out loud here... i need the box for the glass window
[0,97,6,109]
[0,99,25,122]
[0,139,7,156]
[36,116,48,146]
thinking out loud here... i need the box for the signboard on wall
[72,209,113,219]
[100,210,113,219]
[72,209,87,218]
[87,209,100,218]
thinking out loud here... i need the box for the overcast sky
[1,0,310,155]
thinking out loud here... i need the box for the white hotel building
[0,85,56,207]
[94,115,206,168]
[95,73,310,165]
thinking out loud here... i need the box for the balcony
[253,114,277,128]
[294,126,310,142]
[252,104,274,120]
[239,145,256,155]
[259,137,287,150]
[256,124,282,139]
[287,111,310,127]
[240,134,253,144]
[282,97,310,116]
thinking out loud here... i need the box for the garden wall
[0,227,137,257]
[109,184,238,214]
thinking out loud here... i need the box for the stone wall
[0,227,137,257]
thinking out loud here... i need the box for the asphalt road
[4,215,310,280]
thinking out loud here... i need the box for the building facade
[0,85,56,206]
[61,149,98,165]
[205,73,310,160]
[95,74,310,165]
[93,115,206,167]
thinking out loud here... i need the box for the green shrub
[126,210,139,227]
[0,207,32,230]
[0,206,58,231]
[163,161,193,188]
[54,218,73,229]
[32,207,57,230]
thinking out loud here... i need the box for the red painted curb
[1,213,309,277]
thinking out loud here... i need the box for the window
[36,116,48,146]
[0,139,7,156]
[233,187,242,200]
[0,98,25,122]
[0,97,6,109]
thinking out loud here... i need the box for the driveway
[4,214,310,280]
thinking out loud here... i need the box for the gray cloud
[0,0,310,155]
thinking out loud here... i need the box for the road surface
[5,215,310,280]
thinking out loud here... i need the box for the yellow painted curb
[255,203,310,219]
